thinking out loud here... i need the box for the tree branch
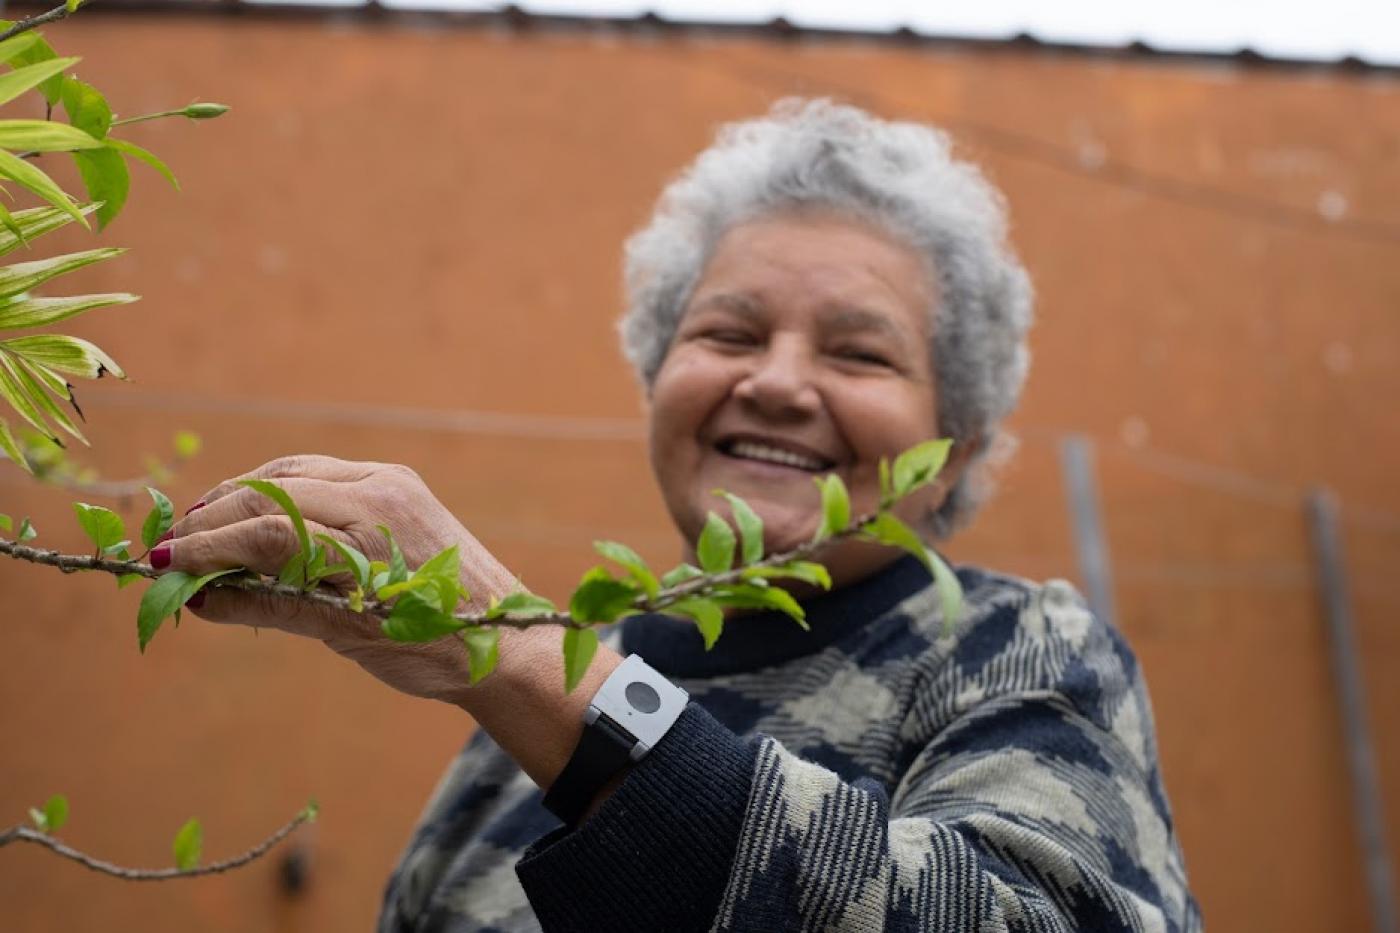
[0,807,312,881]
[0,2,80,44]
[0,511,878,630]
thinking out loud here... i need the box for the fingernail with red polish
[184,501,205,516]
[150,544,171,570]
[187,589,205,610]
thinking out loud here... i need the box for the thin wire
[77,385,647,442]
[44,386,1399,538]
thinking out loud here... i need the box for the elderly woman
[158,100,1200,931]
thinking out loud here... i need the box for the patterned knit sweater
[379,556,1202,932]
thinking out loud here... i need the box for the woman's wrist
[453,625,625,791]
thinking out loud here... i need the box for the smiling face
[648,210,959,585]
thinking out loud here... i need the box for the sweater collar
[618,554,932,678]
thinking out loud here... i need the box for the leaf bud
[183,103,230,120]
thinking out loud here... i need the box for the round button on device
[624,680,661,714]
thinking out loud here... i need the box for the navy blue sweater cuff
[515,702,757,932]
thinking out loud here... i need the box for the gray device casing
[587,654,689,761]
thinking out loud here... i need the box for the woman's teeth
[728,441,827,471]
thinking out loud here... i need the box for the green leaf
[0,292,138,331]
[659,563,704,588]
[106,137,178,190]
[413,544,461,584]
[0,203,97,257]
[1,333,125,380]
[696,510,736,574]
[740,560,832,590]
[0,119,102,152]
[18,516,35,541]
[0,200,21,246]
[0,34,39,67]
[304,542,328,582]
[859,513,956,622]
[72,501,123,552]
[485,591,557,619]
[878,457,892,506]
[42,794,67,833]
[593,540,659,600]
[140,487,174,550]
[377,524,408,585]
[562,626,599,694]
[717,491,764,565]
[664,597,724,650]
[0,354,54,440]
[5,35,65,105]
[276,551,309,588]
[815,474,850,541]
[59,75,109,139]
[136,568,240,652]
[380,589,464,642]
[71,147,128,229]
[0,416,27,472]
[371,573,433,601]
[711,582,808,629]
[240,479,311,560]
[313,533,370,587]
[1,353,83,444]
[460,625,500,684]
[299,798,319,823]
[0,57,78,108]
[66,0,84,13]
[0,247,125,302]
[0,148,84,227]
[116,571,141,588]
[567,566,641,623]
[172,430,201,458]
[0,513,9,532]
[17,356,70,399]
[891,439,952,499]
[172,818,201,871]
[927,548,963,637]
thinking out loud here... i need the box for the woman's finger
[184,580,363,642]
[170,476,375,543]
[186,454,397,513]
[153,514,359,580]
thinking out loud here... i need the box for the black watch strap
[543,711,636,826]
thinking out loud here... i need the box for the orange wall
[1,13,1398,932]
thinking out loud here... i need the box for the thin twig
[0,2,79,44]
[0,808,312,881]
[29,459,193,504]
[0,511,878,630]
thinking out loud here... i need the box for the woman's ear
[940,436,982,489]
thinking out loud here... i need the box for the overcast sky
[247,0,1400,65]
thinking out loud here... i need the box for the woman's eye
[835,347,892,367]
[703,330,756,346]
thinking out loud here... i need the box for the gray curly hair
[618,98,1034,537]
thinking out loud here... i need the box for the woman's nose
[732,339,821,419]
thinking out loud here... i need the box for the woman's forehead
[688,290,923,343]
[687,217,934,338]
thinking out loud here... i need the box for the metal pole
[1307,488,1397,933]
[1059,434,1117,627]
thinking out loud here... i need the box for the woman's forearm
[451,628,626,811]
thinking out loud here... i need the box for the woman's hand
[153,454,521,704]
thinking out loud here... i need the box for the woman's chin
[753,512,822,556]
